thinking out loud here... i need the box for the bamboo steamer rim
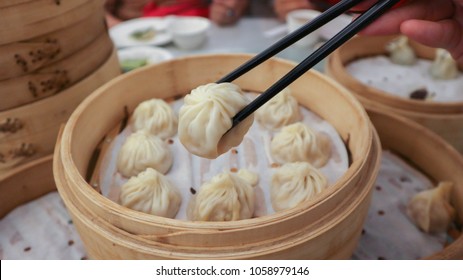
[356,93,463,119]
[367,107,463,260]
[54,132,381,259]
[58,53,375,232]
[327,35,463,114]
[0,155,54,219]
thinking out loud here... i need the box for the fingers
[401,19,463,63]
[360,0,454,35]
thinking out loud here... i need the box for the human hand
[356,0,463,64]
[274,0,317,20]
[209,0,249,26]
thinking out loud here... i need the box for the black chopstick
[230,0,400,129]
[217,0,363,83]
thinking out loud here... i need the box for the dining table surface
[122,16,329,72]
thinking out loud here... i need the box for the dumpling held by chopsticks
[178,82,253,159]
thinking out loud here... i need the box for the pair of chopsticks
[218,0,400,129]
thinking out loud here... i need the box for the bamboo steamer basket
[0,8,106,81]
[0,32,114,110]
[54,54,381,259]
[0,0,90,28]
[0,155,54,219]
[367,108,463,259]
[0,0,104,45]
[0,48,120,170]
[0,0,35,9]
[326,35,463,153]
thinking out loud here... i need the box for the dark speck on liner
[399,176,412,183]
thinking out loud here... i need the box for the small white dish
[318,13,353,40]
[117,46,173,72]
[110,18,172,48]
[168,16,211,50]
[286,9,322,48]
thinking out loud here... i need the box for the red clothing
[142,1,209,18]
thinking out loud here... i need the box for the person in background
[209,0,250,26]
[273,0,339,20]
[105,0,250,28]
[105,0,150,28]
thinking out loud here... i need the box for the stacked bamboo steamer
[0,0,120,180]
[326,35,463,153]
[0,0,120,225]
[54,54,382,259]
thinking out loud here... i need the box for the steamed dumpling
[120,168,181,218]
[271,162,327,211]
[117,130,173,177]
[407,181,456,233]
[386,36,417,65]
[132,98,178,139]
[188,169,258,221]
[270,122,331,168]
[255,88,301,130]
[178,83,254,159]
[429,49,459,80]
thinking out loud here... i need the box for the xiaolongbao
[271,162,327,211]
[188,169,258,221]
[429,48,459,80]
[270,122,331,168]
[178,83,254,159]
[132,98,178,139]
[386,36,417,65]
[407,181,456,233]
[120,168,181,218]
[117,130,173,177]
[255,88,301,130]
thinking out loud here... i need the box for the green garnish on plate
[120,58,148,72]
[130,27,156,41]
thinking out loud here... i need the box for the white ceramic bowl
[286,9,322,48]
[168,16,211,50]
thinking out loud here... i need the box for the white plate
[117,46,173,71]
[109,18,173,48]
